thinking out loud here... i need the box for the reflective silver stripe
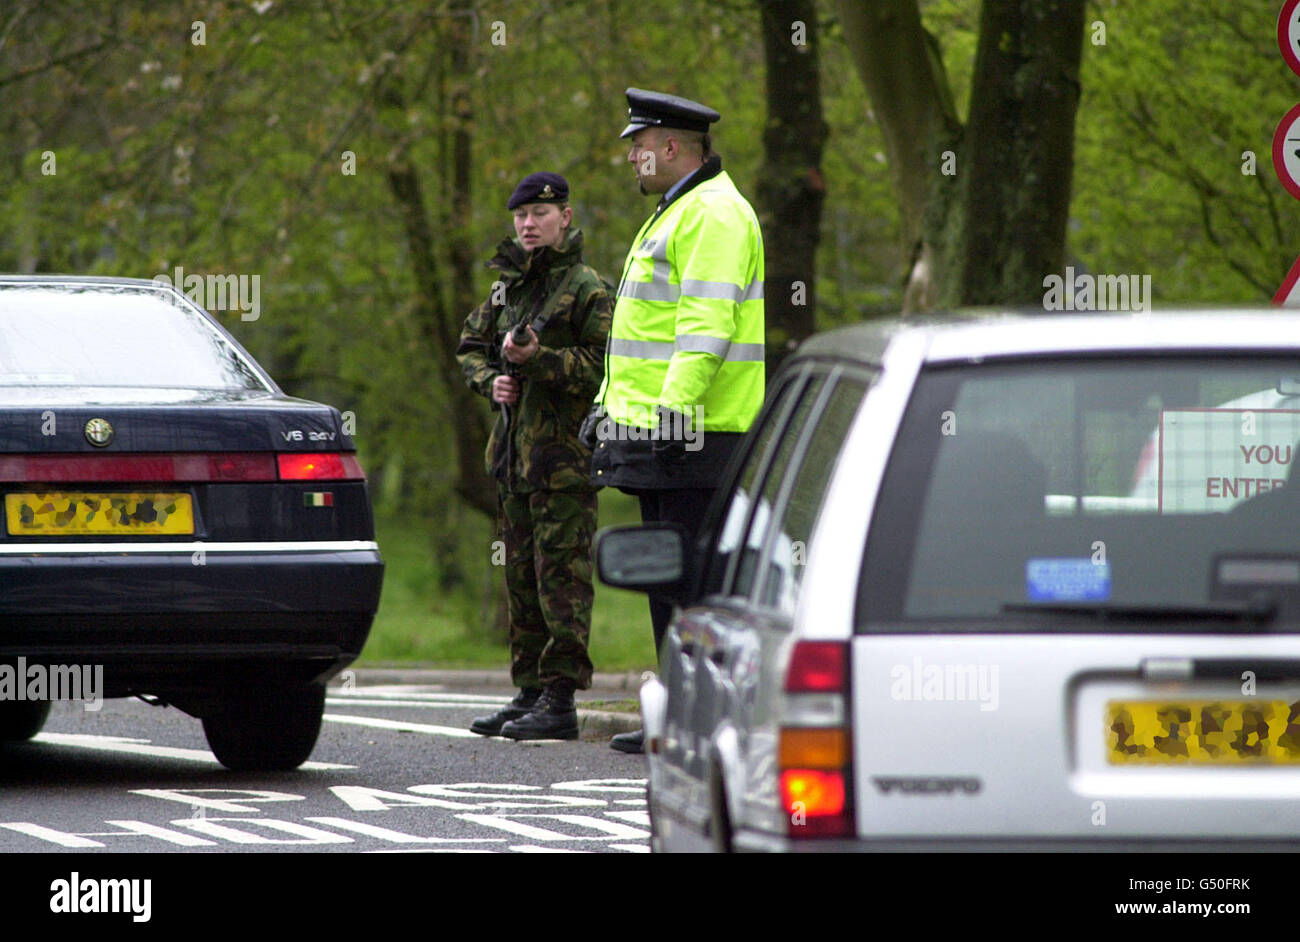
[645,230,672,261]
[0,540,381,555]
[617,280,679,303]
[609,338,675,360]
[679,278,765,303]
[617,274,763,305]
[675,336,765,361]
[674,334,731,357]
[610,337,765,362]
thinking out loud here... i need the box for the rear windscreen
[0,284,268,391]
[858,357,1300,629]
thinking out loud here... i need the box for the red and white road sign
[1281,0,1300,76]
[1273,101,1300,200]
[1275,252,1300,305]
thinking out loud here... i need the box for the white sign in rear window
[1159,409,1300,512]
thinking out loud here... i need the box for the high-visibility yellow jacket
[597,166,764,432]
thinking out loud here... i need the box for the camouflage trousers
[498,486,597,690]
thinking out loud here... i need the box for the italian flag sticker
[304,492,334,507]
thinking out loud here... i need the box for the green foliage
[0,0,1291,659]
[1072,1,1299,301]
[363,489,657,671]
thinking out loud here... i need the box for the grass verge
[358,488,658,673]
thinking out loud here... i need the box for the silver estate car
[597,310,1300,851]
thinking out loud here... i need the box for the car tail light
[780,770,847,819]
[0,453,277,482]
[780,640,853,839]
[276,453,365,480]
[784,640,847,693]
[778,727,848,768]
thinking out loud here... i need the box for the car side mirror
[595,524,690,601]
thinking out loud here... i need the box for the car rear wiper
[1001,597,1277,626]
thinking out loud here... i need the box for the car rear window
[0,284,268,391]
[858,356,1300,630]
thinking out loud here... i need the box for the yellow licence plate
[5,492,194,535]
[1107,699,1300,765]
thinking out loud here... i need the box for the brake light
[784,640,846,693]
[780,769,846,816]
[779,769,850,837]
[0,453,277,482]
[781,640,853,839]
[276,453,365,480]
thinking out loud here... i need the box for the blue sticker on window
[1026,558,1111,602]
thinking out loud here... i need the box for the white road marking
[305,817,505,844]
[0,820,217,848]
[130,788,305,814]
[322,713,480,738]
[32,732,353,770]
[456,814,586,842]
[329,688,508,704]
[551,778,647,794]
[172,817,353,845]
[0,823,102,847]
[457,813,650,841]
[510,844,584,853]
[326,698,497,709]
[608,843,651,853]
[364,847,496,854]
[100,821,217,846]
[605,810,651,827]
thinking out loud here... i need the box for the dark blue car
[0,276,383,770]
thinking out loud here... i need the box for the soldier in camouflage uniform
[455,172,612,741]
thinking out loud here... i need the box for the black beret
[620,87,721,139]
[507,172,569,210]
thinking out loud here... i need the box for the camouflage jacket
[456,229,612,491]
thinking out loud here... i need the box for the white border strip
[0,540,379,555]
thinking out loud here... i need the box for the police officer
[457,172,613,741]
[590,90,765,753]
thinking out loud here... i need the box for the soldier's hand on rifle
[502,326,539,364]
[492,374,521,404]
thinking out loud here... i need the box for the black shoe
[610,729,644,754]
[469,687,541,736]
[499,683,578,741]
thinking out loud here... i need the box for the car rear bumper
[732,830,1300,852]
[0,540,382,700]
[0,540,382,613]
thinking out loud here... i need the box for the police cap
[507,171,569,210]
[620,88,721,139]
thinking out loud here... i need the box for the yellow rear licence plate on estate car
[4,492,194,535]
[1107,700,1300,764]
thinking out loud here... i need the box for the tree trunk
[835,0,959,311]
[836,0,1084,313]
[944,0,1085,306]
[379,78,495,519]
[755,0,828,373]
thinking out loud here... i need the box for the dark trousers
[634,487,716,654]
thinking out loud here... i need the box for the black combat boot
[469,687,542,736]
[499,681,578,741]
